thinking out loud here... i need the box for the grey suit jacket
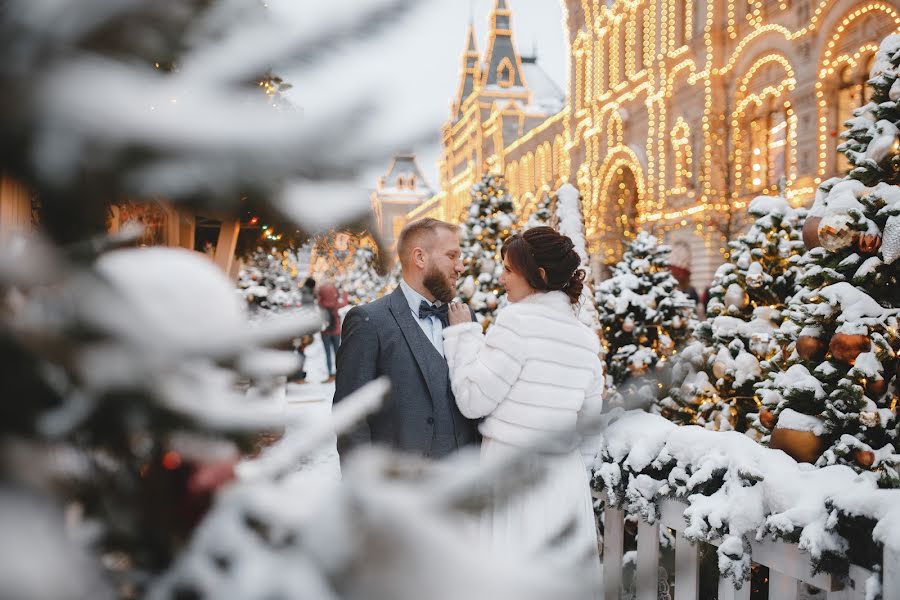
[333,286,481,458]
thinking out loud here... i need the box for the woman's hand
[447,302,471,326]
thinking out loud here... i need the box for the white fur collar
[515,290,573,313]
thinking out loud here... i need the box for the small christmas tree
[755,35,900,487]
[595,232,696,390]
[658,195,806,431]
[458,173,516,325]
[237,248,304,312]
[336,246,386,305]
[526,192,554,228]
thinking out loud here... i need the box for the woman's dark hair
[303,277,316,290]
[500,226,586,304]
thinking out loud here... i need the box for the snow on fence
[595,489,897,599]
[589,411,900,600]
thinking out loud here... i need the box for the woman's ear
[537,267,548,284]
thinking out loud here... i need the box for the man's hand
[447,302,472,326]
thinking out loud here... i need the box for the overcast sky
[272,0,567,191]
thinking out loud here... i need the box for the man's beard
[423,265,456,304]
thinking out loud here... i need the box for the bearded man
[333,218,480,459]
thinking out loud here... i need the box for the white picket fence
[596,491,900,600]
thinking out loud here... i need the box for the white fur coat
[443,291,604,453]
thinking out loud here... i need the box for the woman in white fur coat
[444,226,603,576]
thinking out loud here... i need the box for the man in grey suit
[333,218,481,459]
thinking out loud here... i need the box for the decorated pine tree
[556,183,601,332]
[237,248,305,312]
[657,195,806,431]
[595,232,696,389]
[458,173,516,324]
[526,192,554,228]
[755,35,900,487]
[336,246,386,305]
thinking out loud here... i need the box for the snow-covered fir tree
[658,195,806,432]
[336,246,386,305]
[526,192,553,228]
[556,184,600,332]
[237,248,305,312]
[595,232,696,392]
[458,173,516,325]
[756,35,900,487]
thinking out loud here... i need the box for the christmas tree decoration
[237,247,308,312]
[659,194,805,432]
[828,332,871,364]
[757,35,900,487]
[458,173,517,326]
[556,183,602,332]
[802,215,823,250]
[335,245,393,305]
[595,232,696,402]
[796,334,828,362]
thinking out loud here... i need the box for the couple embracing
[333,217,603,569]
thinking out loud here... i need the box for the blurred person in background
[317,280,348,382]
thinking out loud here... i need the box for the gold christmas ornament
[829,333,871,364]
[712,360,728,380]
[759,408,777,430]
[796,335,827,362]
[817,214,857,252]
[802,216,822,250]
[854,449,876,469]
[769,427,825,464]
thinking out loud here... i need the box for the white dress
[443,291,603,574]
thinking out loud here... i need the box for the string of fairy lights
[409,0,900,274]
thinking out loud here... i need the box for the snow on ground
[237,333,340,484]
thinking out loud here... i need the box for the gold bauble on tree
[769,427,825,464]
[817,214,857,252]
[802,215,822,250]
[796,335,827,362]
[829,333,872,364]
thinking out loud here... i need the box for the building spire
[482,0,526,89]
[453,22,480,119]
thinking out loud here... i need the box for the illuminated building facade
[410,0,900,287]
[370,153,434,253]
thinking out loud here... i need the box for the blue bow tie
[418,300,449,327]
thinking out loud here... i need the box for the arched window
[744,100,792,193]
[498,57,514,88]
[835,57,875,173]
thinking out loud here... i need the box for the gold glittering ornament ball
[829,333,871,364]
[769,427,825,464]
[802,215,822,250]
[817,214,857,252]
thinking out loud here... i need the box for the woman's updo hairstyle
[500,226,586,304]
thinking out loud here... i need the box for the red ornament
[854,449,876,468]
[759,409,777,430]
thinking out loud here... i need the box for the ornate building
[370,153,434,253]
[411,0,900,288]
[408,0,566,226]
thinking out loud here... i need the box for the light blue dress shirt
[399,279,445,357]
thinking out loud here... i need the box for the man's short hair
[396,218,457,268]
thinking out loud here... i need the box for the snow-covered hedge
[588,410,900,586]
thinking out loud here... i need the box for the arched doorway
[603,164,640,271]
